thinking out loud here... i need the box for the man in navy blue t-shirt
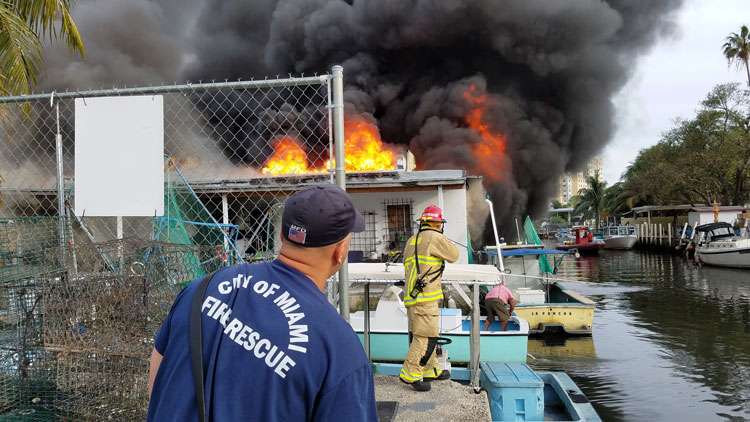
[147,184,378,421]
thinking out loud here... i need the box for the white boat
[599,225,637,250]
[694,222,750,268]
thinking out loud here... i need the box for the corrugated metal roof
[189,170,472,193]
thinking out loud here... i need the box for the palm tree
[722,25,750,88]
[603,182,634,216]
[571,172,607,229]
[0,1,84,205]
[0,1,84,100]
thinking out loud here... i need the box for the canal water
[530,249,750,421]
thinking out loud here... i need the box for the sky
[603,0,750,185]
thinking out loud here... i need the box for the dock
[374,374,491,421]
[633,222,689,253]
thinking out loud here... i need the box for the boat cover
[695,222,733,232]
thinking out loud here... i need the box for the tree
[722,25,750,88]
[0,1,84,205]
[602,182,632,216]
[0,1,84,100]
[571,172,607,229]
[618,83,750,208]
[551,199,564,209]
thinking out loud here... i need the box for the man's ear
[334,240,347,265]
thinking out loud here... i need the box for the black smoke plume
[35,0,685,243]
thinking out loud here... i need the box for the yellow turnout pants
[400,303,442,383]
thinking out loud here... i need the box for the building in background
[555,157,603,205]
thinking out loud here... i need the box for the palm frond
[0,2,43,97]
[10,0,84,58]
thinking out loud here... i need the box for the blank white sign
[75,96,164,216]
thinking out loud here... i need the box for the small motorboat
[694,222,750,268]
[347,263,530,364]
[483,246,596,335]
[598,225,638,250]
[555,226,604,255]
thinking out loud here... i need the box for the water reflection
[530,249,750,421]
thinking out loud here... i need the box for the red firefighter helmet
[419,205,446,223]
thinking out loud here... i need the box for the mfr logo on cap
[288,224,307,244]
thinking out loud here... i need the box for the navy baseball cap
[282,184,365,247]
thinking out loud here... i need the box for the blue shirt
[147,260,378,421]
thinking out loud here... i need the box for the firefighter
[399,205,459,391]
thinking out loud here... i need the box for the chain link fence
[0,70,345,420]
[1,74,335,257]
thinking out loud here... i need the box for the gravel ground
[374,374,491,422]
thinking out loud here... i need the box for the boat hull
[351,306,530,363]
[603,235,637,250]
[511,283,595,335]
[696,247,750,268]
[356,325,529,364]
[513,303,594,335]
[555,241,603,254]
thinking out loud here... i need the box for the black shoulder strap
[190,271,218,422]
[414,226,423,276]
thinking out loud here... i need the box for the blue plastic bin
[480,362,544,421]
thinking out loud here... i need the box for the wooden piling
[668,223,672,248]
[659,224,662,246]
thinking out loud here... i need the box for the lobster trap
[0,237,227,421]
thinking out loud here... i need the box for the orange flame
[262,116,397,175]
[462,84,506,182]
[338,116,396,171]
[262,136,323,176]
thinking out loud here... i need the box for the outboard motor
[436,337,453,374]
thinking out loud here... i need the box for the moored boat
[694,222,750,268]
[598,225,638,250]
[488,247,596,335]
[555,226,604,254]
[347,263,530,364]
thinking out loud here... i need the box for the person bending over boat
[399,205,460,392]
[484,283,515,331]
[147,184,378,421]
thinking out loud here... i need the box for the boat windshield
[606,226,635,236]
[708,227,734,239]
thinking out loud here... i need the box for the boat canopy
[694,222,733,232]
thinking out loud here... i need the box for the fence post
[332,65,350,321]
[222,194,229,253]
[54,98,66,262]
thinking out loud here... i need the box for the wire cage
[0,237,226,421]
[0,73,339,420]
